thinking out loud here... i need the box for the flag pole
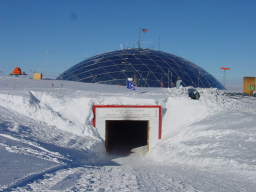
[220,67,231,89]
[138,28,141,48]
[158,36,161,50]
[138,28,149,48]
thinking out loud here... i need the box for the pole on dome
[138,28,149,49]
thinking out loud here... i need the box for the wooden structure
[243,77,256,96]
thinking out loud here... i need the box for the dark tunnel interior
[105,120,148,154]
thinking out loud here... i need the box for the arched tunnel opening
[105,120,148,154]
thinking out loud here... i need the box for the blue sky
[0,0,255,87]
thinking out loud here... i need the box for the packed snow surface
[0,76,255,192]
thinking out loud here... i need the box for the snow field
[0,77,256,191]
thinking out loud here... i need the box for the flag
[142,28,149,32]
[220,67,231,70]
[127,79,136,90]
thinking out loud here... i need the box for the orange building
[243,77,256,96]
[10,67,26,75]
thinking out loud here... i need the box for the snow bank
[0,78,243,142]
[0,78,255,170]
[150,91,256,171]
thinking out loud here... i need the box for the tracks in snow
[12,166,139,192]
[6,160,256,192]
[11,163,201,192]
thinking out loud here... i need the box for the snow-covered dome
[57,48,224,89]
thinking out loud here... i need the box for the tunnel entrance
[105,120,148,154]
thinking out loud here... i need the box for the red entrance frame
[92,105,163,139]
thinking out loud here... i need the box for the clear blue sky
[0,0,255,87]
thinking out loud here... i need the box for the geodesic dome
[57,48,224,89]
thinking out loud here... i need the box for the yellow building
[243,77,256,96]
[33,73,43,80]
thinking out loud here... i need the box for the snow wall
[0,78,231,151]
